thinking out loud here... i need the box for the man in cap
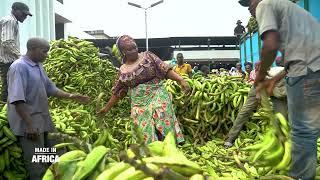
[7,38,90,179]
[0,2,32,102]
[238,0,320,178]
[234,20,246,38]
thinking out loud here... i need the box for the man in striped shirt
[0,2,32,102]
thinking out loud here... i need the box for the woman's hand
[96,107,108,117]
[179,80,191,94]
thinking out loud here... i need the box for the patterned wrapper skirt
[129,78,184,144]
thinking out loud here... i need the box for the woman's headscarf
[116,35,136,63]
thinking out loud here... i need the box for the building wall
[0,0,55,54]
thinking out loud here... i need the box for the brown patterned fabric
[112,51,171,98]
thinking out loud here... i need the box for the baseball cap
[238,0,250,7]
[12,2,32,16]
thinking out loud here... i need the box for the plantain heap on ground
[44,37,131,147]
[30,38,299,179]
[164,74,253,144]
[0,104,27,180]
[0,37,314,179]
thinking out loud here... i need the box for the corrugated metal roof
[174,50,240,59]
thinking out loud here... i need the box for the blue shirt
[7,56,58,136]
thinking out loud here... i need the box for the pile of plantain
[165,74,252,144]
[0,105,27,180]
[43,132,204,180]
[43,37,132,148]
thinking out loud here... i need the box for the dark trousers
[18,132,65,180]
[0,62,12,102]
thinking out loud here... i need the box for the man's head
[245,62,253,73]
[200,65,210,76]
[236,62,242,70]
[11,2,32,23]
[238,0,261,17]
[27,38,50,63]
[237,20,242,25]
[176,53,184,65]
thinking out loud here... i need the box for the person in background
[167,52,177,68]
[97,35,189,145]
[239,0,320,178]
[7,38,90,180]
[0,2,32,102]
[244,62,253,81]
[200,65,210,77]
[234,20,246,38]
[192,65,199,74]
[229,67,237,76]
[173,53,192,77]
[248,61,261,84]
[235,62,246,78]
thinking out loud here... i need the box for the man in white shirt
[239,0,320,178]
[0,2,32,101]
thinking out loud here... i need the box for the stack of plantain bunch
[44,37,131,147]
[179,107,282,179]
[50,106,100,143]
[180,136,294,179]
[240,91,292,175]
[43,131,204,180]
[165,74,251,144]
[44,37,130,112]
[45,36,117,98]
[247,16,258,33]
[182,138,261,179]
[0,105,26,180]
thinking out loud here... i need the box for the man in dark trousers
[239,0,320,179]
[7,38,90,180]
[0,2,32,102]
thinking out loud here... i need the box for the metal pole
[145,9,148,51]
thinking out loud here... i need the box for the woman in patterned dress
[97,35,189,144]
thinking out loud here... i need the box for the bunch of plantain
[50,106,100,143]
[43,132,205,180]
[247,16,258,33]
[44,37,132,150]
[44,36,130,119]
[97,132,204,180]
[165,74,251,144]
[0,105,26,180]
[43,145,115,180]
[241,90,292,175]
